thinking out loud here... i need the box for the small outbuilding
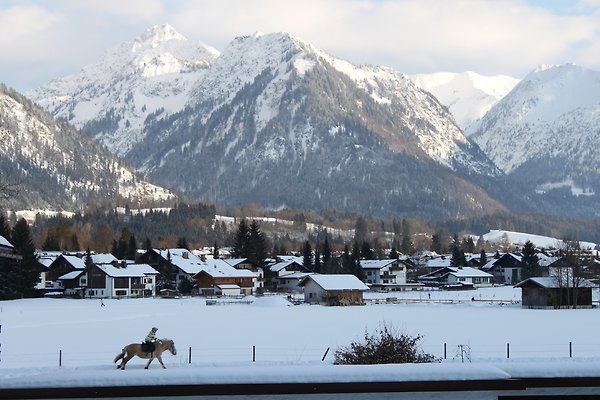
[515,277,596,309]
[298,274,369,306]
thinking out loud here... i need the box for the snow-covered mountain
[29,24,219,157]
[0,84,175,211]
[470,64,600,216]
[29,26,513,218]
[411,71,519,134]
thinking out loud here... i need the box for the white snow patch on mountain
[411,71,519,134]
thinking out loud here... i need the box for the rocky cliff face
[0,84,175,211]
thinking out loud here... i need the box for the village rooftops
[91,253,118,264]
[299,274,370,291]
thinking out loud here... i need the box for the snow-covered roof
[445,267,493,278]
[97,264,158,278]
[299,274,369,291]
[276,255,303,264]
[92,253,118,264]
[360,259,396,270]
[216,284,240,290]
[223,258,248,267]
[0,235,13,248]
[197,259,256,278]
[277,272,313,280]
[515,277,597,289]
[425,257,452,268]
[58,270,84,280]
[60,255,85,270]
[270,260,303,272]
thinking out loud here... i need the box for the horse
[114,338,177,370]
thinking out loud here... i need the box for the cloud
[1,0,600,91]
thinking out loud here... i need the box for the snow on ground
[1,286,599,389]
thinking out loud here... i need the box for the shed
[298,274,369,306]
[515,277,596,309]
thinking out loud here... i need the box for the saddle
[141,342,156,354]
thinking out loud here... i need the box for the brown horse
[114,339,177,369]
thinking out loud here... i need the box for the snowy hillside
[470,64,600,215]
[481,229,598,250]
[411,71,519,134]
[0,84,175,210]
[29,24,219,157]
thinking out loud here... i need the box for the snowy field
[1,286,600,390]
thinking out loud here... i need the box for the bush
[333,324,439,365]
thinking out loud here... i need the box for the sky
[1,0,600,92]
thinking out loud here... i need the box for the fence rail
[2,341,600,368]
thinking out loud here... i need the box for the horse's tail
[114,349,126,363]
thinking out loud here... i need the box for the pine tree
[322,236,332,273]
[480,249,487,266]
[430,232,442,254]
[361,241,375,260]
[127,235,137,260]
[302,240,313,270]
[177,237,188,249]
[233,219,250,257]
[70,233,80,251]
[0,211,11,239]
[213,241,219,259]
[521,240,540,279]
[10,218,40,298]
[450,234,467,267]
[351,240,366,281]
[42,233,61,251]
[341,244,352,274]
[314,245,321,273]
[248,220,267,265]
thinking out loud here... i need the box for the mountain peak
[133,24,187,51]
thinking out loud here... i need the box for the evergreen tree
[351,240,366,281]
[127,235,137,260]
[302,240,313,270]
[400,234,414,255]
[232,219,250,257]
[0,211,11,239]
[430,232,442,254]
[322,236,332,273]
[248,220,268,265]
[314,245,321,273]
[213,241,219,259]
[361,240,375,260]
[70,233,80,251]
[144,237,152,251]
[521,240,541,279]
[389,243,399,260]
[10,218,40,298]
[354,216,368,243]
[42,233,60,251]
[462,237,475,254]
[450,234,467,267]
[341,244,352,274]
[177,236,188,249]
[480,249,487,266]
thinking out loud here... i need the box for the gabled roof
[58,270,85,280]
[223,258,248,267]
[360,259,397,270]
[445,267,493,278]
[515,277,597,289]
[0,235,13,248]
[97,264,158,278]
[270,260,304,272]
[298,274,369,291]
[193,259,256,279]
[425,257,452,268]
[56,255,85,270]
[277,272,314,280]
[92,253,118,264]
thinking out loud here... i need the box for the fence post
[506,343,510,359]
[59,350,62,367]
[188,347,192,364]
[444,343,447,359]
[321,347,330,362]
[569,342,572,358]
[252,345,255,362]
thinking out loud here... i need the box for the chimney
[200,254,206,262]
[183,252,189,259]
[121,260,127,268]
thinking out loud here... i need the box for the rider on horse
[142,327,159,355]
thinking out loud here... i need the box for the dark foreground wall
[1,376,600,400]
